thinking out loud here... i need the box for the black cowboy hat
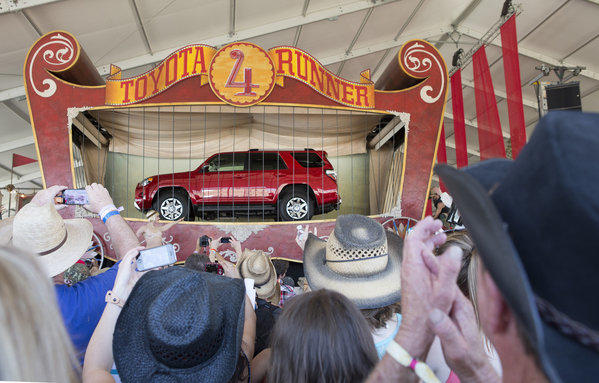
[113,267,246,382]
[436,111,599,383]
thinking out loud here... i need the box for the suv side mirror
[200,165,210,173]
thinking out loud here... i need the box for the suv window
[207,153,246,172]
[291,152,324,168]
[249,152,287,171]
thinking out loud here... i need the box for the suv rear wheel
[278,189,314,221]
[156,190,194,221]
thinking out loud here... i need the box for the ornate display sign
[105,42,377,108]
[24,31,448,262]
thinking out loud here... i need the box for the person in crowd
[219,238,281,356]
[272,258,296,306]
[302,214,454,381]
[11,183,139,360]
[184,251,211,271]
[83,247,256,383]
[184,233,212,272]
[135,210,182,248]
[302,214,402,356]
[369,112,599,383]
[0,246,80,382]
[430,186,452,222]
[266,289,378,383]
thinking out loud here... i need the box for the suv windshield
[291,152,324,168]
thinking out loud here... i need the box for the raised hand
[111,246,146,303]
[215,251,241,279]
[31,185,67,209]
[429,291,501,383]
[84,183,115,214]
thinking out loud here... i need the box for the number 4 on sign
[226,49,259,96]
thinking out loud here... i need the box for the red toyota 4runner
[134,149,341,221]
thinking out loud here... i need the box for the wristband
[102,210,120,223]
[99,204,117,217]
[386,340,440,383]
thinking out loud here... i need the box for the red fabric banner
[500,15,527,158]
[450,70,468,168]
[12,153,37,167]
[437,123,447,191]
[473,46,506,160]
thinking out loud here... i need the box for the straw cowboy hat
[236,249,278,300]
[146,210,159,219]
[303,214,402,309]
[12,202,93,277]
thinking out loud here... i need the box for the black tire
[155,189,194,221]
[277,188,314,221]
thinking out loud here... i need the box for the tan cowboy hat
[146,210,159,219]
[303,214,402,309]
[236,249,277,300]
[12,203,93,277]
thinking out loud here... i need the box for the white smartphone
[136,244,177,271]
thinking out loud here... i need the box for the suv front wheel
[156,190,194,221]
[278,190,314,221]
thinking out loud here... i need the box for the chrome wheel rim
[160,197,183,220]
[286,197,308,220]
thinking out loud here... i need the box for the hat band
[325,252,388,263]
[536,295,599,353]
[39,232,68,256]
[254,278,271,288]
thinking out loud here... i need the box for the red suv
[134,149,341,221]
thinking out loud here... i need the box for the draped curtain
[473,46,506,160]
[500,15,527,159]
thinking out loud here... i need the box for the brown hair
[361,302,401,329]
[0,246,80,382]
[184,252,210,272]
[272,259,289,278]
[268,289,378,383]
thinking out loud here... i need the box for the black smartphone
[136,244,177,271]
[199,235,211,247]
[220,237,231,244]
[60,189,89,205]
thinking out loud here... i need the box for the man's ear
[480,269,512,334]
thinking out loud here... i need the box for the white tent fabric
[93,106,384,158]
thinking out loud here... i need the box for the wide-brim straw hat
[114,267,246,383]
[146,210,159,219]
[236,249,277,300]
[12,203,92,277]
[303,214,402,309]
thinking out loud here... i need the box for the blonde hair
[0,246,81,382]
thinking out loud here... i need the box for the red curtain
[437,123,447,191]
[450,70,468,168]
[500,15,526,158]
[473,46,506,160]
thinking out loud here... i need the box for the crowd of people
[0,111,596,382]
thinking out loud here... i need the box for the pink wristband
[409,358,418,370]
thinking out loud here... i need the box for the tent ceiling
[0,0,598,188]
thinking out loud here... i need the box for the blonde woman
[0,246,80,382]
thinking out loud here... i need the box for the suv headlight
[140,177,153,187]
